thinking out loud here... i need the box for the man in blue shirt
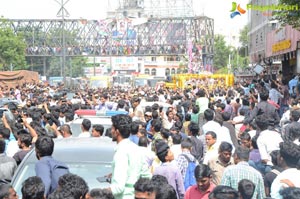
[128,121,140,145]
[35,136,69,197]
[288,75,298,94]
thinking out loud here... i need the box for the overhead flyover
[8,17,214,59]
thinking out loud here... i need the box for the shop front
[266,25,300,78]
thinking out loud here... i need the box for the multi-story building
[249,0,300,77]
[105,0,214,77]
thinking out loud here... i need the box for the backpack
[48,158,70,194]
[181,154,197,190]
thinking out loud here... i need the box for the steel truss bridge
[8,17,214,73]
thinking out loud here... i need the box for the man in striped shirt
[220,146,266,199]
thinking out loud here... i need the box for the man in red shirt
[184,164,215,199]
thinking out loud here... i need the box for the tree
[18,23,89,77]
[273,0,300,29]
[239,25,249,51]
[230,49,249,69]
[68,57,87,77]
[0,18,26,70]
[213,34,230,69]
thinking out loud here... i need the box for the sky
[0,0,248,45]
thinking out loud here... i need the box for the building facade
[248,0,300,78]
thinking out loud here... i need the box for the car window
[13,163,35,196]
[70,123,111,137]
[13,162,112,197]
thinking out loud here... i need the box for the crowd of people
[0,70,300,199]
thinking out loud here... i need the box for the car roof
[0,98,19,107]
[11,137,116,197]
[24,137,116,163]
[71,117,112,125]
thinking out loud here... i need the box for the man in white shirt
[256,115,283,172]
[130,97,145,123]
[232,109,245,137]
[170,133,182,160]
[78,119,91,138]
[158,89,166,103]
[271,141,300,199]
[202,109,220,135]
[195,89,209,127]
[214,114,234,148]
[162,109,175,130]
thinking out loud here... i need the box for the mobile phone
[96,176,110,183]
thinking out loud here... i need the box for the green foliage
[47,56,87,77]
[68,57,87,77]
[215,66,230,74]
[239,25,249,48]
[0,18,26,70]
[16,22,86,77]
[230,51,249,69]
[48,57,62,76]
[273,1,300,29]
[213,35,230,69]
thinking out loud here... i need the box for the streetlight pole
[55,0,70,82]
[228,54,231,74]
[236,47,239,69]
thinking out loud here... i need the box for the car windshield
[13,162,112,197]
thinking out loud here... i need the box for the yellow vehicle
[167,73,234,90]
[89,76,111,88]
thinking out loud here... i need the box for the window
[177,68,181,74]
[151,57,156,61]
[145,68,150,74]
[171,68,175,74]
[151,69,156,76]
[165,68,170,76]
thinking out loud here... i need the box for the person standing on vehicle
[108,114,151,199]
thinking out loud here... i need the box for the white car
[69,110,128,137]
[12,137,116,197]
[69,116,112,137]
